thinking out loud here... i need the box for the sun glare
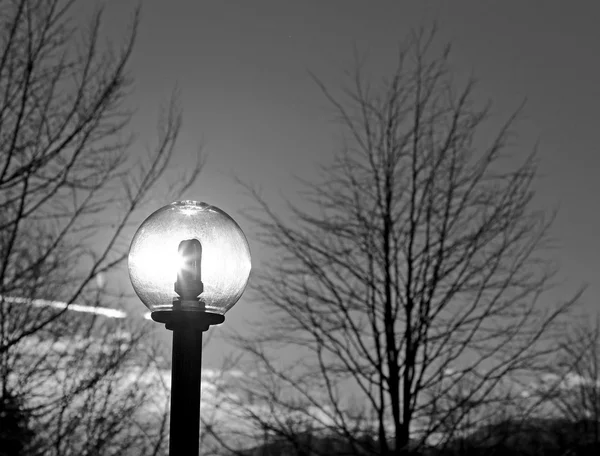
[132,240,186,284]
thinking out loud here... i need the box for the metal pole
[169,325,203,456]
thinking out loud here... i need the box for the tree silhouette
[209,28,581,455]
[0,389,34,456]
[0,1,201,454]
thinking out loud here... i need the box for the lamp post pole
[157,239,226,455]
[152,311,225,456]
[170,324,203,456]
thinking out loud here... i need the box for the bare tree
[212,28,581,455]
[0,0,201,453]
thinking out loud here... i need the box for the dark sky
[87,1,599,365]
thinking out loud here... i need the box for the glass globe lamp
[128,201,251,454]
[128,201,251,325]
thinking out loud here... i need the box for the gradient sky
[79,1,600,366]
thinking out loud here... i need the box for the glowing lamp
[127,200,252,455]
[128,200,251,327]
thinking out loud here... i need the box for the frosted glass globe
[128,201,251,315]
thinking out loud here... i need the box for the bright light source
[127,201,251,315]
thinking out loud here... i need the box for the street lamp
[128,200,251,455]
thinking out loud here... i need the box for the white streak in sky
[1,296,127,319]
